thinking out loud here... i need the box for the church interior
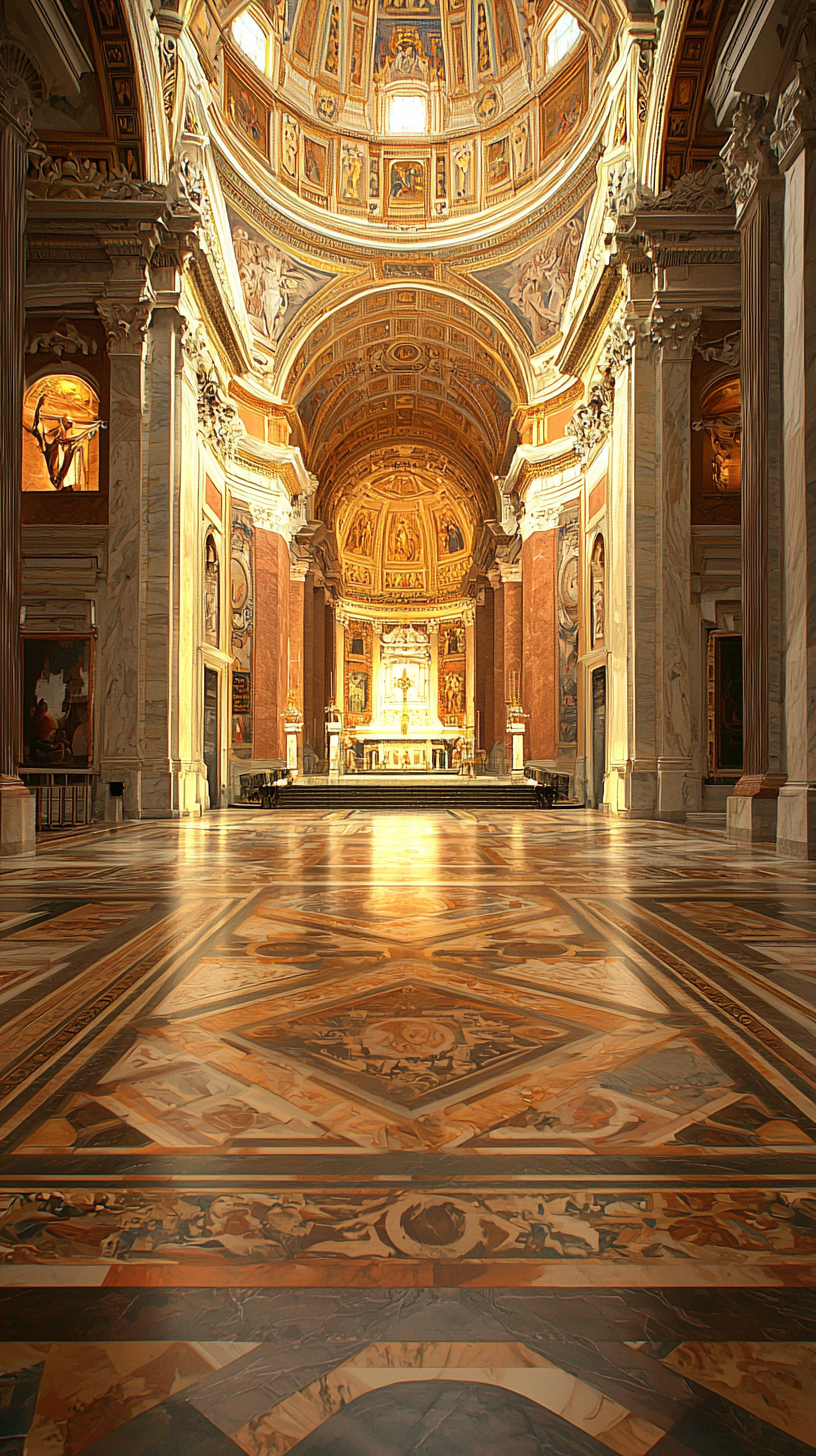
[0,0,815,1447]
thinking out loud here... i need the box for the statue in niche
[590,534,605,648]
[439,518,465,554]
[390,515,420,561]
[23,377,106,492]
[204,535,220,647]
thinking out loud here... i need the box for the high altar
[338,606,476,771]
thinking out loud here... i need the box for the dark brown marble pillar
[0,96,34,853]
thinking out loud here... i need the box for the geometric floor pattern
[0,807,814,1453]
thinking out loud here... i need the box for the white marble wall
[777,142,816,857]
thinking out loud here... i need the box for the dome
[209,0,618,225]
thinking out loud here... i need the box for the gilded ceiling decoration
[194,0,619,225]
[334,460,476,601]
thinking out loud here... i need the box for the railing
[19,773,97,829]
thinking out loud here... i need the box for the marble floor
[0,806,814,1454]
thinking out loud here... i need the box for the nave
[0,808,814,1454]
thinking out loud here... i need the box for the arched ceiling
[287,285,519,530]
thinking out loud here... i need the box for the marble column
[289,561,308,766]
[311,576,325,748]
[723,97,786,841]
[522,529,557,761]
[323,596,334,752]
[650,304,702,820]
[475,585,494,754]
[624,302,660,816]
[254,529,292,762]
[140,306,188,818]
[775,75,816,857]
[97,302,151,820]
[0,90,35,854]
[464,607,476,743]
[489,571,505,768]
[501,563,523,765]
[302,569,315,750]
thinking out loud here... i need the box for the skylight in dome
[388,94,428,134]
[232,12,267,70]
[546,11,581,70]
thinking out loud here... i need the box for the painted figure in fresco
[282,118,299,177]
[509,215,584,346]
[440,518,465,554]
[452,141,472,198]
[390,160,424,199]
[24,394,106,492]
[444,671,464,716]
[512,117,530,176]
[476,3,491,73]
[496,0,516,64]
[230,85,265,149]
[590,535,605,647]
[341,143,364,202]
[391,516,420,561]
[324,3,340,72]
[452,24,466,87]
[303,138,326,187]
[350,24,365,85]
[348,671,368,714]
[295,0,319,58]
[346,511,374,555]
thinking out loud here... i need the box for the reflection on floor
[0,808,814,1454]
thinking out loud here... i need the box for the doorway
[203,666,219,810]
[591,666,606,808]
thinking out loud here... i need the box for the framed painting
[225,68,270,157]
[388,158,426,212]
[22,635,93,769]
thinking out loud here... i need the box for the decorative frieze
[772,19,816,164]
[26,320,97,358]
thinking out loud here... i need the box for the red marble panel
[254,529,290,759]
[522,530,557,760]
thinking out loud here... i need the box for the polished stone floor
[0,807,814,1454]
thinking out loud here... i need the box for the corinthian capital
[772,13,816,163]
[649,305,702,358]
[721,94,778,215]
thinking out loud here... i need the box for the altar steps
[276,782,569,811]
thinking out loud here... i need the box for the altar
[339,611,474,772]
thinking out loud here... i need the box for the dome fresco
[202,0,618,223]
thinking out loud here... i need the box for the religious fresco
[472,202,587,347]
[225,68,270,156]
[303,134,330,190]
[204,534,220,648]
[388,158,427,211]
[21,636,93,768]
[542,56,588,151]
[22,375,103,492]
[230,507,254,746]
[439,616,466,724]
[228,209,337,343]
[374,0,445,83]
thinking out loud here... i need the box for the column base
[0,777,36,856]
[726,775,786,843]
[776,782,816,859]
[656,758,699,821]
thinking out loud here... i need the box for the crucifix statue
[395,668,413,736]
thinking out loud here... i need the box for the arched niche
[22,373,102,493]
[590,533,605,649]
[205,533,220,647]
